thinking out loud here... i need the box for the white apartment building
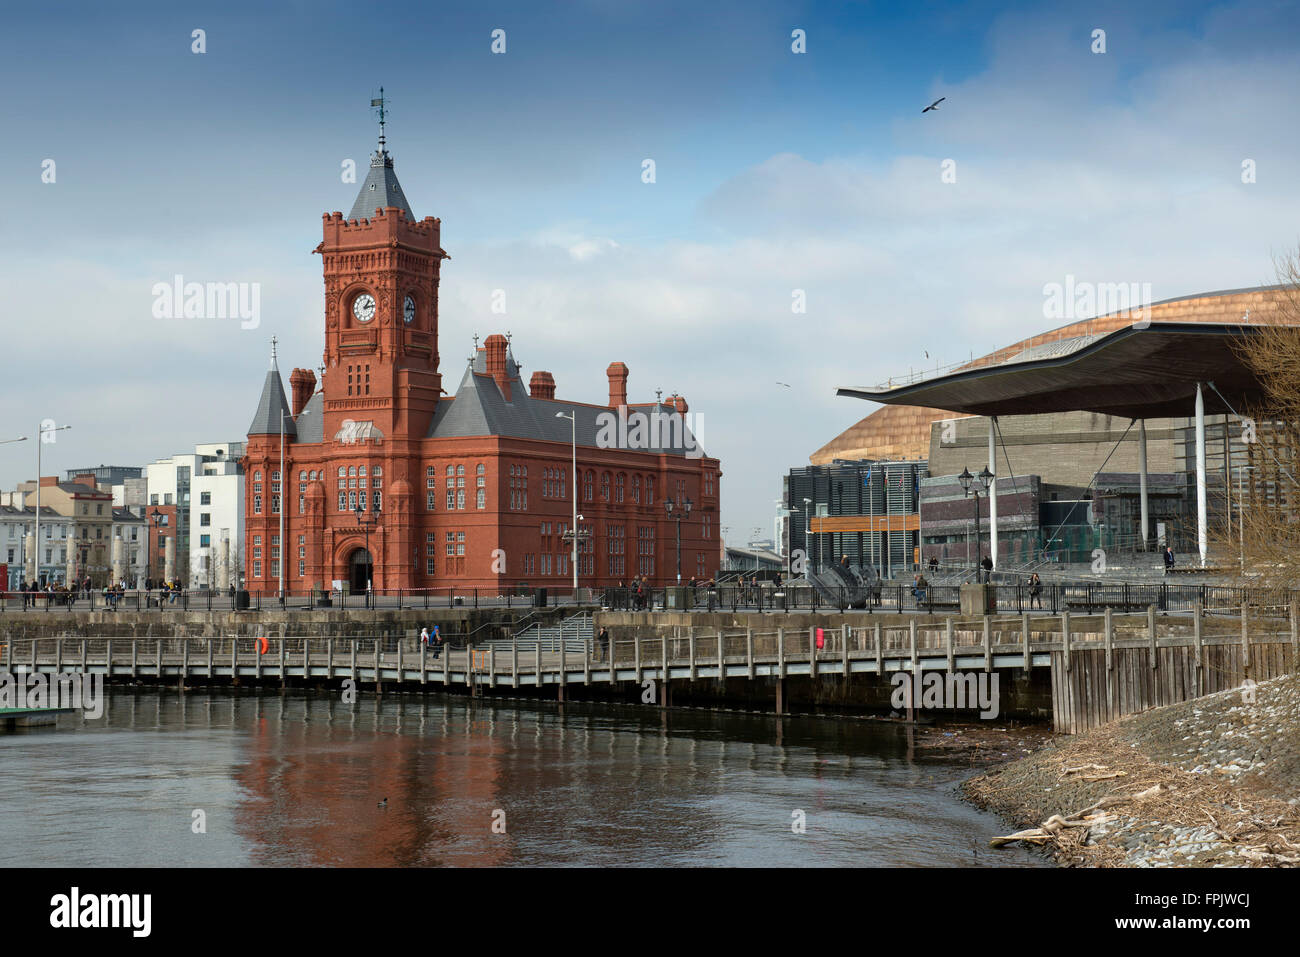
[145,442,245,589]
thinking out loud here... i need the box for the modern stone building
[145,443,245,589]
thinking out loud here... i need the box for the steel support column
[1195,384,1208,567]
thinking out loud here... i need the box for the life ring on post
[256,635,269,656]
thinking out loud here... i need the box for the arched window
[646,476,655,505]
[601,472,611,502]
[584,470,594,501]
[616,473,625,503]
[633,474,642,504]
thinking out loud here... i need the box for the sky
[2,0,1298,544]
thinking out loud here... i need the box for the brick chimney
[529,371,556,400]
[289,368,317,417]
[71,473,98,489]
[484,334,511,400]
[606,362,629,408]
[670,393,688,414]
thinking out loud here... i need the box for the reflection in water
[1,691,1047,868]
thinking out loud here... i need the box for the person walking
[980,555,993,583]
[420,626,430,650]
[431,625,443,660]
[598,626,610,663]
[1163,546,1175,573]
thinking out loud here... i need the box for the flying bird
[377,797,388,808]
[923,351,929,359]
[776,381,792,388]
[922,97,946,113]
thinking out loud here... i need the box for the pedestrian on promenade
[981,555,993,583]
[598,627,610,662]
[420,626,430,649]
[1028,572,1043,609]
[431,625,443,659]
[1163,546,1175,573]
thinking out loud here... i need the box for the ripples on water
[0,691,1047,868]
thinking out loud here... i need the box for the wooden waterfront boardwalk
[2,603,1297,733]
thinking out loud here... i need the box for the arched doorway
[349,548,373,593]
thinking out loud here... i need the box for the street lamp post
[34,423,72,586]
[555,411,579,595]
[664,495,692,583]
[2,437,28,589]
[1236,464,1254,575]
[802,497,812,576]
[152,512,165,588]
[958,466,993,582]
[354,505,378,608]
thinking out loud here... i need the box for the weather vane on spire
[371,87,388,153]
[270,335,278,367]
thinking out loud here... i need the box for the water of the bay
[0,690,1047,867]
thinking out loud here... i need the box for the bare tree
[1215,248,1300,589]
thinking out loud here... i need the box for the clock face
[403,295,416,324]
[352,293,376,323]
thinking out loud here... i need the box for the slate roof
[427,359,707,457]
[0,504,60,519]
[294,391,325,444]
[348,150,415,221]
[247,362,297,437]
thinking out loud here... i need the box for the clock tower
[316,94,449,445]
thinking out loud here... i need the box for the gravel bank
[963,673,1300,867]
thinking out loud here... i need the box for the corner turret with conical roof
[247,338,297,437]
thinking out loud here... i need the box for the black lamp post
[354,505,379,607]
[664,495,693,583]
[958,466,993,581]
[152,511,165,587]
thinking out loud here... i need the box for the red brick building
[242,134,721,593]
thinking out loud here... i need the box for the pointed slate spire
[348,88,415,221]
[247,339,297,437]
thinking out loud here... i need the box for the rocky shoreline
[962,673,1300,867]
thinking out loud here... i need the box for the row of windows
[346,363,370,397]
[253,462,710,517]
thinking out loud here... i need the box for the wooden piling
[810,626,818,680]
[1241,600,1251,680]
[661,634,669,705]
[1148,605,1158,670]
